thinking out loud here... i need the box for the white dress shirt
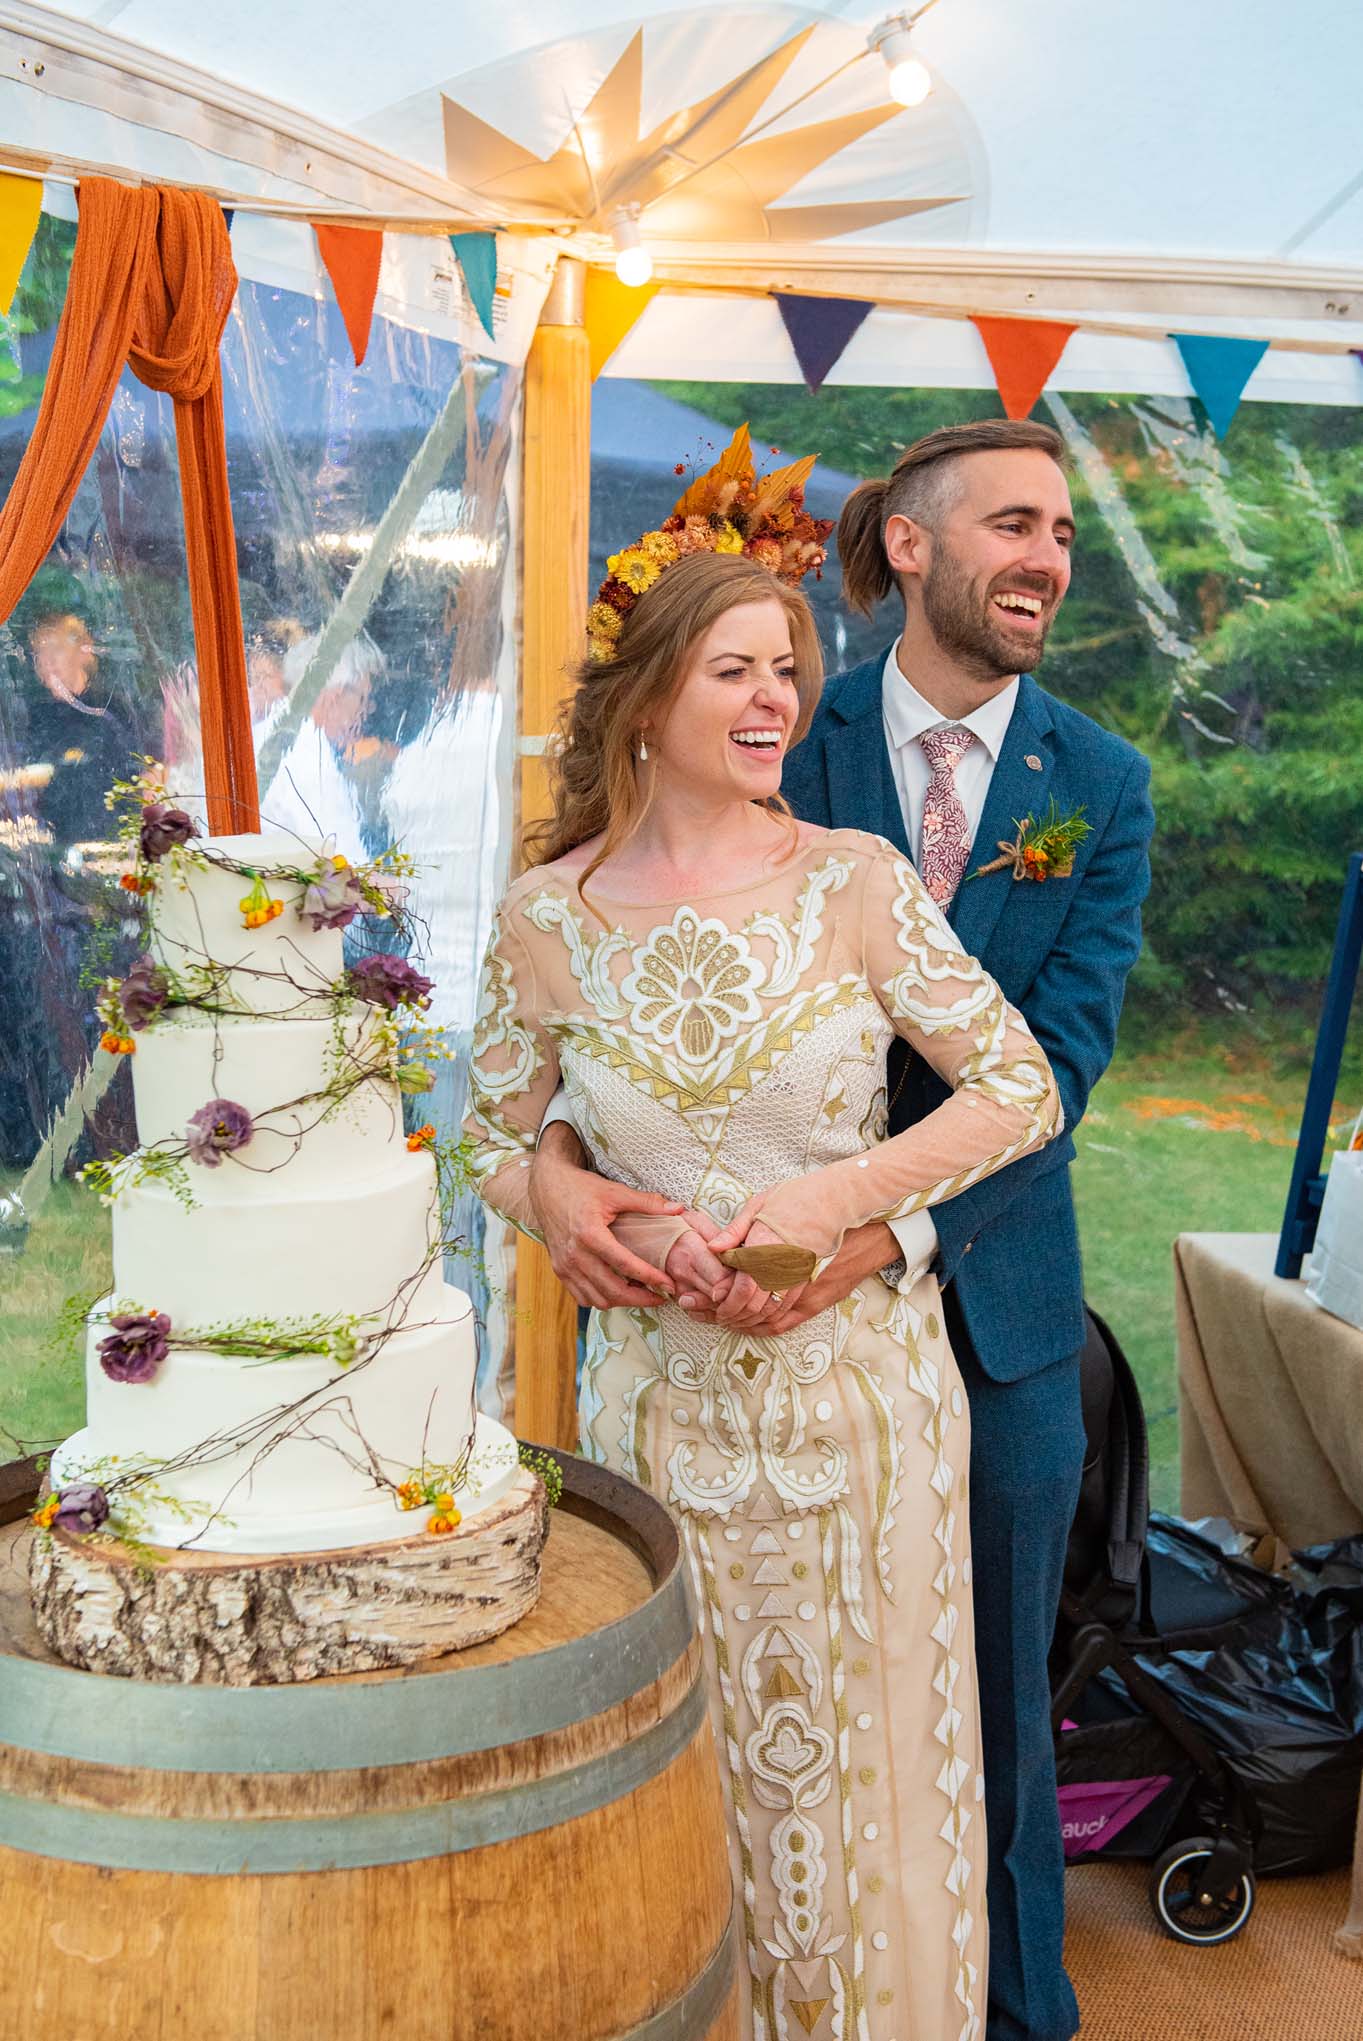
[880,643,1019,1282]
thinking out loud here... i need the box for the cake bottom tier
[59,1283,514,1555]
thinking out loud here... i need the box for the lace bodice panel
[466,829,1061,1262]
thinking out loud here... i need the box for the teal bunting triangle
[1172,333,1269,439]
[451,232,498,342]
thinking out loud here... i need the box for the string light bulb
[869,13,933,108]
[610,206,653,288]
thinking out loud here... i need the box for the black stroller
[1050,1307,1363,1946]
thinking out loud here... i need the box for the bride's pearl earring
[638,736,649,762]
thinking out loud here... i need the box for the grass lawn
[0,1178,110,1460]
[1,1024,1354,1513]
[1072,1043,1324,1509]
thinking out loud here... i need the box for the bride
[464,457,1061,2040]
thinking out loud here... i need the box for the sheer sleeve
[463,902,560,1242]
[753,847,1062,1264]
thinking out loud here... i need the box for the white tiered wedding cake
[46,822,518,1558]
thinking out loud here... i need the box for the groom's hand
[530,1121,683,1311]
[770,1221,902,1333]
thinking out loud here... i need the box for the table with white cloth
[1176,1231,1363,1953]
[1175,1231,1363,1551]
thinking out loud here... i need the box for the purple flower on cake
[347,953,433,1012]
[139,803,198,861]
[300,859,366,931]
[186,1098,254,1168]
[52,1483,111,1535]
[119,954,170,1031]
[97,1311,172,1383]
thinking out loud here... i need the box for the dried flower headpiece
[586,423,834,663]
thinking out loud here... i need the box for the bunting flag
[222,207,235,235]
[972,316,1076,419]
[451,232,498,341]
[1172,333,1269,438]
[774,292,871,392]
[314,223,383,367]
[584,267,660,380]
[0,174,42,317]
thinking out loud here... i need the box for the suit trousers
[946,1287,1087,2041]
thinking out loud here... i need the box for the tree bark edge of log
[27,1467,549,1686]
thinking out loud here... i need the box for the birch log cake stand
[28,1463,547,1685]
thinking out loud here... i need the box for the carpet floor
[1066,1864,1362,2039]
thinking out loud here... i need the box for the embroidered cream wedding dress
[466,829,1061,2041]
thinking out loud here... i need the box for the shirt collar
[881,638,1019,762]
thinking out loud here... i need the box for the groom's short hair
[838,419,1070,617]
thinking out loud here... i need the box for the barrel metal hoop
[619,1905,736,2041]
[2,1526,695,1775]
[0,1669,709,1873]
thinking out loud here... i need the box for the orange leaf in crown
[748,452,818,525]
[672,424,755,519]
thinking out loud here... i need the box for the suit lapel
[824,650,911,858]
[950,674,1056,956]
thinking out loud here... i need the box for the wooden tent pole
[513,257,589,1451]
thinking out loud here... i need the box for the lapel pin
[1024,754,1044,771]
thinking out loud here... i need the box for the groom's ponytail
[837,420,1071,620]
[837,479,895,619]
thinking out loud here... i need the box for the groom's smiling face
[893,448,1076,681]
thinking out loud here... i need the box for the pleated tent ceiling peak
[438,24,961,243]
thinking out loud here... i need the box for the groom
[532,418,1153,2040]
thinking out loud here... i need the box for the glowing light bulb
[610,208,653,289]
[869,14,933,109]
[614,244,654,288]
[886,53,932,106]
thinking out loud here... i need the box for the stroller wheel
[1149,1837,1255,1945]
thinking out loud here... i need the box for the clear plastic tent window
[0,220,519,1449]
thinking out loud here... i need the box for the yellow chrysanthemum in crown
[587,425,834,662]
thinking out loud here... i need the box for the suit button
[963,1239,975,1254]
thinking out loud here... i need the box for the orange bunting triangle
[314,223,383,367]
[972,316,1076,420]
[0,175,42,316]
[584,267,660,381]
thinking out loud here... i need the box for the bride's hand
[692,1200,808,1331]
[711,1180,839,1273]
[664,1218,736,1311]
[662,1210,789,1328]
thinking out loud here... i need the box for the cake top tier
[148,829,347,1013]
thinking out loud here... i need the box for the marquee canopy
[4,0,1362,400]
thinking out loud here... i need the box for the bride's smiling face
[645,597,800,802]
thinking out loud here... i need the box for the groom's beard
[920,547,1055,681]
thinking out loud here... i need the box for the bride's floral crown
[586,423,834,663]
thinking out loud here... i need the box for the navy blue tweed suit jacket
[781,651,1155,1381]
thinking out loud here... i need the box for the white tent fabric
[6,0,1363,393]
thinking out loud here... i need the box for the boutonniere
[967,798,1092,884]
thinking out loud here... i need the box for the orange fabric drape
[0,178,258,832]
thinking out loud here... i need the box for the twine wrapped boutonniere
[968,797,1092,885]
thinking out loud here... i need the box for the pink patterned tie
[917,726,977,905]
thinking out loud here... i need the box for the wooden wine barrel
[0,1452,737,2039]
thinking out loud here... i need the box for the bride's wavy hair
[525,551,824,892]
